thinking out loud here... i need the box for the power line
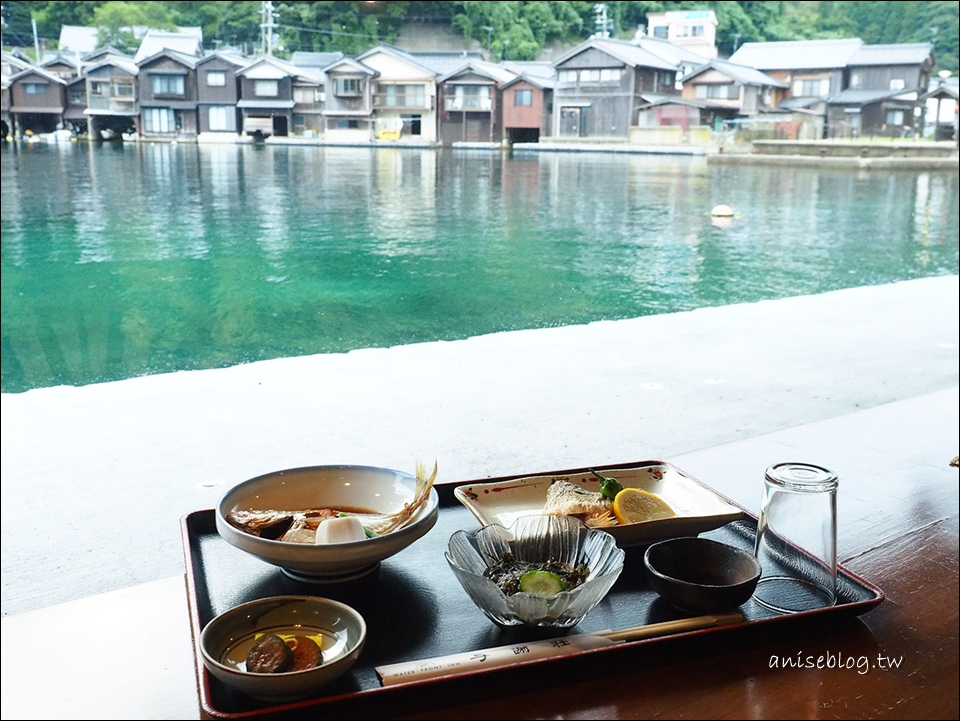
[276,23,384,41]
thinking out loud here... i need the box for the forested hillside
[2,1,957,71]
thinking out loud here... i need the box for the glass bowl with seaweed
[445,514,624,628]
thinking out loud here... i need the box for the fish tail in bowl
[365,460,439,536]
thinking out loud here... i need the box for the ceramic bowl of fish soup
[199,595,367,703]
[216,464,440,582]
[446,514,625,628]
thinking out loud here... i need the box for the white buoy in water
[711,204,734,217]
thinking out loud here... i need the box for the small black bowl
[644,537,761,614]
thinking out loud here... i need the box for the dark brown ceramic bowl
[644,537,761,614]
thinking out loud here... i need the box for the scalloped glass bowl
[446,514,625,628]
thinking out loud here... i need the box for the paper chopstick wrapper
[376,612,742,686]
[376,633,616,686]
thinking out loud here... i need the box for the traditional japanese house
[8,65,68,136]
[137,49,200,140]
[550,37,681,140]
[64,75,88,135]
[288,51,344,137]
[356,44,439,143]
[236,56,321,138]
[828,43,936,138]
[1,50,34,137]
[679,58,788,126]
[321,56,378,142]
[500,61,555,144]
[196,51,250,138]
[39,52,83,80]
[83,55,140,139]
[437,60,515,145]
[827,88,925,139]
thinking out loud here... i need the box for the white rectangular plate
[453,461,745,548]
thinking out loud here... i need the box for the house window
[377,84,425,108]
[206,71,226,87]
[514,89,532,106]
[889,78,905,90]
[24,82,47,94]
[558,70,577,84]
[658,71,675,89]
[208,105,233,131]
[90,81,107,96]
[580,69,601,83]
[653,26,668,38]
[254,80,278,97]
[599,68,620,83]
[114,81,134,97]
[335,78,362,96]
[850,72,863,89]
[695,84,738,100]
[293,86,318,103]
[336,118,360,129]
[886,109,905,125]
[144,107,176,133]
[449,84,490,110]
[152,75,184,96]
[792,79,829,97]
[70,87,85,103]
[691,25,704,36]
[293,114,305,131]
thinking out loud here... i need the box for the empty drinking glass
[753,462,838,613]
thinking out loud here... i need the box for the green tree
[30,0,104,42]
[206,0,261,52]
[92,1,176,52]
[1,0,39,48]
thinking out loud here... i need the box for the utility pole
[260,0,278,57]
[32,17,41,61]
[594,3,612,38]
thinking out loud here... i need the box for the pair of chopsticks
[376,612,743,686]
[595,611,744,642]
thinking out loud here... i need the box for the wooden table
[2,388,957,720]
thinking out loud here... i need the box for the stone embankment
[708,139,959,169]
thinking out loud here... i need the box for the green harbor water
[1,142,958,394]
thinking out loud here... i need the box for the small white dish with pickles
[454,461,744,547]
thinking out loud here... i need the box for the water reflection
[1,144,957,393]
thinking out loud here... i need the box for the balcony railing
[87,96,136,112]
[444,96,492,112]
[372,93,431,110]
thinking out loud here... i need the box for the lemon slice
[613,488,676,524]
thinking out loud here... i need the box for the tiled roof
[134,28,204,63]
[84,56,140,76]
[553,37,678,72]
[728,38,863,70]
[847,43,933,67]
[407,50,484,75]
[137,48,200,69]
[920,79,959,101]
[439,59,516,84]
[828,88,911,105]
[635,35,711,67]
[289,52,345,69]
[356,44,440,75]
[683,59,788,88]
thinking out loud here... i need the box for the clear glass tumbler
[753,462,838,613]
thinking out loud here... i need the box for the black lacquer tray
[182,461,884,720]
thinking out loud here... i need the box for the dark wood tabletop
[1,390,956,720]
[389,391,959,721]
